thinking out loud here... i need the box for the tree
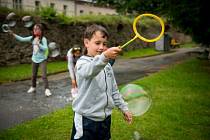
[161,0,209,47]
[96,0,210,51]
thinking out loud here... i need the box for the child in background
[71,24,132,140]
[67,45,82,98]
[11,24,52,96]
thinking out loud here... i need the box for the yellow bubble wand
[119,13,165,49]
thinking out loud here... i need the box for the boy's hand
[123,111,133,124]
[103,47,121,59]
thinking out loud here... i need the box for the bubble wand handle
[119,36,138,49]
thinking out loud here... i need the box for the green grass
[180,42,197,48]
[56,14,133,25]
[0,41,198,84]
[130,58,210,140]
[120,47,162,59]
[0,106,72,140]
[0,48,160,83]
[0,61,67,84]
[0,58,210,140]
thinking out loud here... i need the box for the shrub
[39,6,57,21]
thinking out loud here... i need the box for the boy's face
[84,31,108,57]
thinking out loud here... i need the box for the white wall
[0,0,117,16]
[76,3,116,16]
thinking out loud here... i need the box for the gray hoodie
[72,53,128,121]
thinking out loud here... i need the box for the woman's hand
[8,30,15,36]
[34,37,40,45]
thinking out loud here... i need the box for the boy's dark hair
[83,24,109,40]
[83,24,109,55]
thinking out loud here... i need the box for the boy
[71,24,132,140]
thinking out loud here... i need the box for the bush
[39,6,57,21]
[56,14,73,25]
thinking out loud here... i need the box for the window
[63,5,67,15]
[13,0,22,10]
[80,10,84,14]
[50,3,55,9]
[35,1,40,11]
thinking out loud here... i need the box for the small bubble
[133,131,141,140]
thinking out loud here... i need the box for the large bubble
[48,42,60,57]
[6,12,16,27]
[120,84,152,116]
[2,24,10,32]
[22,15,34,28]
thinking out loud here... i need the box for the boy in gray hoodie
[71,24,132,140]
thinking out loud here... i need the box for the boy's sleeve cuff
[120,102,129,113]
[101,53,109,63]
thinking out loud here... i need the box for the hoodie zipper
[103,70,108,119]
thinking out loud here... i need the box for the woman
[11,24,52,96]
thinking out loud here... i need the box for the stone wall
[0,19,148,66]
[0,15,192,66]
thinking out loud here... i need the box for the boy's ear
[84,38,89,48]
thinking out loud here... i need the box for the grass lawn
[0,47,161,84]
[118,41,197,59]
[0,58,209,140]
[180,42,197,48]
[1,43,195,83]
[0,61,67,84]
[120,47,162,59]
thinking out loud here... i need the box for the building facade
[0,0,117,16]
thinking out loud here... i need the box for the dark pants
[31,60,49,89]
[71,115,111,140]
